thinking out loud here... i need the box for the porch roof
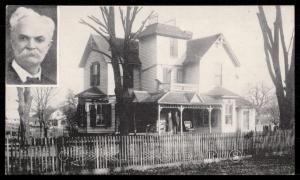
[75,87,107,98]
[133,90,222,106]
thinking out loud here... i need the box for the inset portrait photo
[6,5,57,85]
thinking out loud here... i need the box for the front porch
[131,90,223,135]
[157,104,222,135]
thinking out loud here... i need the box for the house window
[225,103,233,125]
[243,110,250,130]
[214,63,222,87]
[53,119,58,126]
[163,67,171,83]
[90,62,100,86]
[177,69,183,83]
[96,104,105,126]
[90,104,112,127]
[61,120,66,126]
[170,38,178,58]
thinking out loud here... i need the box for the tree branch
[79,19,110,43]
[257,13,277,85]
[272,7,283,88]
[276,6,289,80]
[99,7,108,27]
[258,6,274,45]
[87,15,109,34]
[131,10,154,40]
[119,7,126,32]
[92,48,112,60]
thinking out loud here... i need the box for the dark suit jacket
[6,62,56,85]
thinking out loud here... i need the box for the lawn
[111,154,295,175]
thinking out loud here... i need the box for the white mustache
[19,49,41,58]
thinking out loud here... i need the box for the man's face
[10,16,53,68]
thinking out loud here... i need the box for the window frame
[225,103,233,125]
[96,104,105,127]
[90,62,100,87]
[170,38,178,58]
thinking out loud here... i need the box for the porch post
[180,105,183,135]
[208,106,213,133]
[158,105,161,135]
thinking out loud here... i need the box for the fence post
[6,138,10,174]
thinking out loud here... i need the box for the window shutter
[82,105,87,127]
[90,65,94,86]
[90,105,96,127]
[103,104,112,127]
[77,105,82,126]
[97,63,100,86]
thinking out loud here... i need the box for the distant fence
[5,130,294,174]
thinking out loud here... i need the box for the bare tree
[32,87,57,138]
[257,6,294,130]
[246,82,272,117]
[16,87,33,147]
[61,89,78,136]
[80,6,153,135]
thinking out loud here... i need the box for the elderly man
[6,7,56,85]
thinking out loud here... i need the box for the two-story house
[76,22,256,135]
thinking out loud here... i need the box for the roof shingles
[138,23,193,40]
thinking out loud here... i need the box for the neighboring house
[76,22,256,135]
[48,109,69,137]
[5,117,19,137]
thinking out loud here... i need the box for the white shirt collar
[12,60,41,83]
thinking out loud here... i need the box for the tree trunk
[17,87,32,148]
[277,90,293,130]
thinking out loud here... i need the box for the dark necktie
[25,77,40,84]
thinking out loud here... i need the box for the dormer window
[90,62,100,86]
[170,38,178,58]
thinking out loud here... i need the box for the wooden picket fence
[5,130,294,174]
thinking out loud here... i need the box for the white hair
[9,7,55,38]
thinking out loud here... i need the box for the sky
[6,5,294,119]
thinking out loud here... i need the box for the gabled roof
[79,34,140,68]
[133,90,166,103]
[159,91,203,104]
[138,23,193,40]
[133,91,205,105]
[75,87,107,98]
[206,86,240,97]
[184,33,240,67]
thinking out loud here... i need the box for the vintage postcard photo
[5,5,58,85]
[5,5,295,175]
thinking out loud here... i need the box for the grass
[111,154,295,175]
